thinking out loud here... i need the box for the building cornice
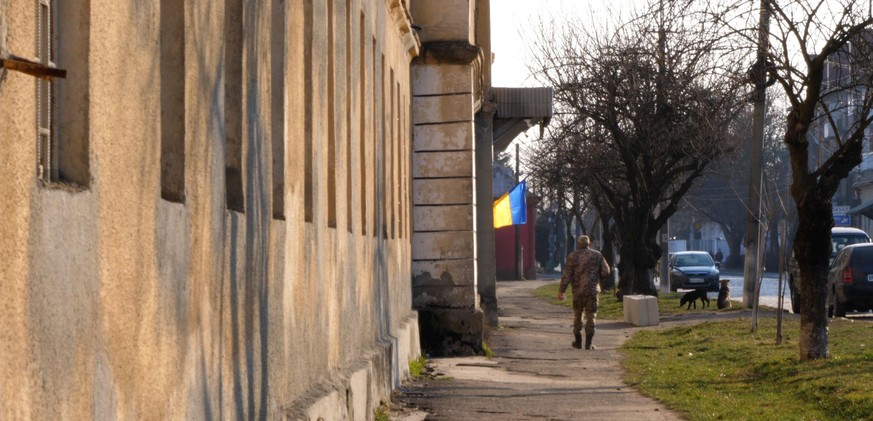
[388,0,420,59]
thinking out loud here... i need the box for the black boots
[585,334,594,350]
[572,333,582,349]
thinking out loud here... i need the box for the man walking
[557,235,610,350]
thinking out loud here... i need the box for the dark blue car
[670,251,720,292]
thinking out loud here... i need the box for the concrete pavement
[391,279,700,421]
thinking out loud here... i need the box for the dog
[679,288,709,310]
[717,279,732,309]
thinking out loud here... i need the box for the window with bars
[33,0,90,187]
[36,0,56,182]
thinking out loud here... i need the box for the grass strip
[532,282,743,319]
[621,317,873,420]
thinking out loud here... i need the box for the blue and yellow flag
[493,180,527,228]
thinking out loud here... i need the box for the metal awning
[492,87,553,152]
[850,199,873,220]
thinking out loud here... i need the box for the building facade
[1,0,420,419]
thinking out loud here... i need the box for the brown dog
[717,279,732,309]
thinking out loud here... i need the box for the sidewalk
[391,280,707,421]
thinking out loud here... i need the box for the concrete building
[1,0,551,417]
[1,0,420,419]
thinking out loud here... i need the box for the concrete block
[412,231,476,260]
[412,285,478,308]
[413,179,473,205]
[413,151,474,178]
[412,259,475,287]
[417,307,484,357]
[409,0,473,43]
[412,64,473,96]
[413,205,474,231]
[414,121,473,152]
[623,295,659,326]
[413,94,472,124]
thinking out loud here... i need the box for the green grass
[374,402,389,421]
[408,356,427,379]
[620,317,873,420]
[533,282,743,318]
[482,341,495,358]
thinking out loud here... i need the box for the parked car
[788,227,871,314]
[826,243,873,317]
[669,251,720,292]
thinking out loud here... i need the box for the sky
[490,0,647,87]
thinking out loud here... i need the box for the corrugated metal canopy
[491,87,553,152]
[492,87,553,119]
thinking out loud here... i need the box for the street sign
[834,214,851,226]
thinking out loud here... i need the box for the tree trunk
[616,216,659,298]
[794,193,833,360]
[718,222,745,269]
[599,212,616,290]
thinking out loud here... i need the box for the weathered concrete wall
[0,0,419,419]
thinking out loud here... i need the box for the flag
[493,180,527,228]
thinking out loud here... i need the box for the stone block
[413,94,472,124]
[412,231,475,260]
[413,205,473,231]
[412,259,476,287]
[409,0,473,43]
[412,64,473,96]
[414,121,473,152]
[413,151,473,178]
[412,284,477,308]
[413,179,473,205]
[623,295,659,326]
[417,307,484,357]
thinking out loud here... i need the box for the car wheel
[790,289,800,314]
[835,300,848,317]
[827,305,834,318]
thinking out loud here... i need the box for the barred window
[36,0,90,187]
[36,0,56,182]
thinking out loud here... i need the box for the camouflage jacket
[559,248,610,295]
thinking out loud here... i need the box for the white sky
[490,0,647,87]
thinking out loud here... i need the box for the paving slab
[392,280,689,421]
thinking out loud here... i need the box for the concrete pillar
[475,107,498,326]
[410,0,484,356]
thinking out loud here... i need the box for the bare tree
[740,0,873,360]
[685,103,792,270]
[527,1,747,296]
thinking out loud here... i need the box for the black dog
[679,289,709,310]
[717,279,732,310]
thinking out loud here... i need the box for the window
[271,0,285,219]
[160,0,185,203]
[327,0,337,228]
[36,0,55,182]
[38,0,90,186]
[225,0,245,212]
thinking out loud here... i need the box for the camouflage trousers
[573,290,599,337]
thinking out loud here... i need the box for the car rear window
[849,245,873,263]
[833,234,871,256]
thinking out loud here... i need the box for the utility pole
[743,0,770,308]
[657,0,669,294]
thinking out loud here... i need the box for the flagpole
[515,144,524,280]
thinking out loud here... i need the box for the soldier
[557,235,610,350]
